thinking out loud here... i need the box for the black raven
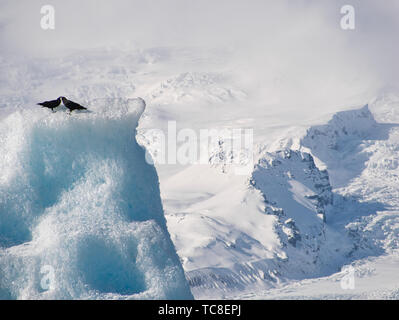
[61,97,88,113]
[37,97,62,112]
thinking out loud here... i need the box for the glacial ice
[0,98,192,299]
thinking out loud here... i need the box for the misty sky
[0,0,398,108]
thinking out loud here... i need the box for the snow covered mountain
[162,99,399,299]
[0,44,399,299]
[237,101,399,299]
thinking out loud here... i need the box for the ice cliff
[0,98,192,299]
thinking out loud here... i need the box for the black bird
[37,97,62,112]
[61,97,88,113]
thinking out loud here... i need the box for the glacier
[1,45,399,300]
[236,102,399,299]
[0,98,193,299]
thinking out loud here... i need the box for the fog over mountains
[0,1,398,299]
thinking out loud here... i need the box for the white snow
[236,253,399,300]
[1,1,399,299]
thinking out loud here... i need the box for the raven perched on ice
[37,97,62,112]
[61,97,88,113]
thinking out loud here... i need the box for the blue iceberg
[0,98,192,299]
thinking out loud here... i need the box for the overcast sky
[1,0,398,107]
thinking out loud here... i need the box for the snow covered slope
[0,98,192,299]
[162,149,350,298]
[149,74,399,298]
[300,103,399,256]
[1,45,399,300]
[235,101,399,299]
